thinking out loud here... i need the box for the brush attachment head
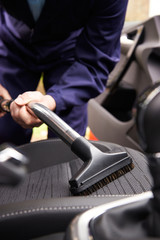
[70,137,133,195]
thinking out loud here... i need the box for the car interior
[88,15,160,151]
[0,15,160,240]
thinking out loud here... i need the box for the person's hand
[10,91,56,129]
[0,84,12,117]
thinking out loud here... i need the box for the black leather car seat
[0,138,152,239]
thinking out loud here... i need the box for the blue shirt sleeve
[47,0,128,114]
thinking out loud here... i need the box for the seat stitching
[0,205,92,219]
[0,194,136,219]
[88,194,135,197]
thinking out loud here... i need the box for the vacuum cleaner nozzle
[0,99,134,195]
[30,103,134,195]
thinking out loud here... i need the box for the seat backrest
[88,15,160,151]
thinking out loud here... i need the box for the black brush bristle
[78,162,134,196]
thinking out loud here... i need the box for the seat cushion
[0,139,152,239]
[0,139,152,203]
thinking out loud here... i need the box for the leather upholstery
[0,139,152,239]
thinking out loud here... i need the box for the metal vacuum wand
[28,102,80,147]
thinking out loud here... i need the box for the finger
[26,105,37,118]
[11,103,42,129]
[14,94,28,106]
[18,106,42,128]
[10,101,20,119]
[15,91,43,106]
